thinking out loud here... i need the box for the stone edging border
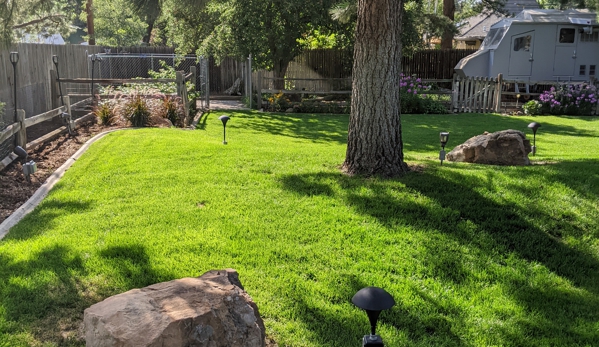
[0,129,125,240]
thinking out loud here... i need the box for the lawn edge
[0,129,127,240]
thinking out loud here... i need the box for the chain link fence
[67,54,209,103]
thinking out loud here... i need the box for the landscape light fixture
[352,287,396,346]
[439,132,450,165]
[14,146,37,183]
[10,52,19,123]
[61,112,74,134]
[219,115,230,144]
[527,122,541,155]
[52,55,65,106]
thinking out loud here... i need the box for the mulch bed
[0,117,126,224]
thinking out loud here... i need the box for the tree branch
[12,14,66,29]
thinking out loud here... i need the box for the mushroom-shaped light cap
[528,122,541,132]
[352,287,396,311]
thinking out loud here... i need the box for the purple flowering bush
[400,74,447,114]
[528,84,599,115]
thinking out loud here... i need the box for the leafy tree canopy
[1,0,78,46]
[164,0,336,81]
[79,0,147,46]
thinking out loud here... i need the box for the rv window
[490,27,507,46]
[580,65,586,76]
[559,28,576,43]
[481,28,499,48]
[513,35,531,51]
[590,65,596,76]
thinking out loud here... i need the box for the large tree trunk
[441,0,455,50]
[272,59,289,90]
[86,0,95,45]
[343,0,408,177]
[142,18,155,44]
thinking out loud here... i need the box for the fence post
[452,74,458,113]
[190,66,197,91]
[205,59,210,109]
[65,96,72,119]
[50,69,60,109]
[257,70,263,109]
[495,73,503,113]
[16,109,26,148]
[176,71,184,97]
[248,54,253,109]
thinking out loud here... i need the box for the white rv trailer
[455,9,599,82]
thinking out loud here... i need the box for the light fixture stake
[219,115,230,144]
[439,132,450,165]
[528,122,541,156]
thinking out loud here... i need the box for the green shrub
[93,102,117,125]
[420,97,449,114]
[123,95,151,127]
[399,74,448,114]
[522,100,542,115]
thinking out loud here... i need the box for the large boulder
[84,269,265,347]
[447,129,532,166]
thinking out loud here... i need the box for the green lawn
[1,112,598,346]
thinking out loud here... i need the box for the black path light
[528,122,541,156]
[14,146,37,183]
[10,52,19,123]
[439,131,450,165]
[352,287,396,346]
[219,115,231,144]
[52,55,65,106]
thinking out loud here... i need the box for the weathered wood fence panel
[452,75,499,113]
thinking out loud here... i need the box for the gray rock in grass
[447,129,532,166]
[84,269,265,347]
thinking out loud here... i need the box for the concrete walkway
[209,99,249,111]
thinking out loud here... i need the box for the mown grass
[1,112,598,346]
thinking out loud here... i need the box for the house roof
[455,0,540,41]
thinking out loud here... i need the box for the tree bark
[273,59,290,90]
[441,0,455,50]
[343,0,408,177]
[142,18,155,44]
[86,0,95,45]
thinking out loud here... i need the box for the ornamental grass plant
[0,112,598,346]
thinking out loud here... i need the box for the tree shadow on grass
[279,170,599,345]
[0,245,90,344]
[232,112,349,144]
[4,199,93,241]
[0,243,173,346]
[98,244,173,291]
[281,272,466,346]
[403,114,599,139]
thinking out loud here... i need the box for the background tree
[343,0,408,176]
[441,0,455,49]
[330,0,457,54]
[165,0,335,87]
[1,0,76,46]
[80,0,147,46]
